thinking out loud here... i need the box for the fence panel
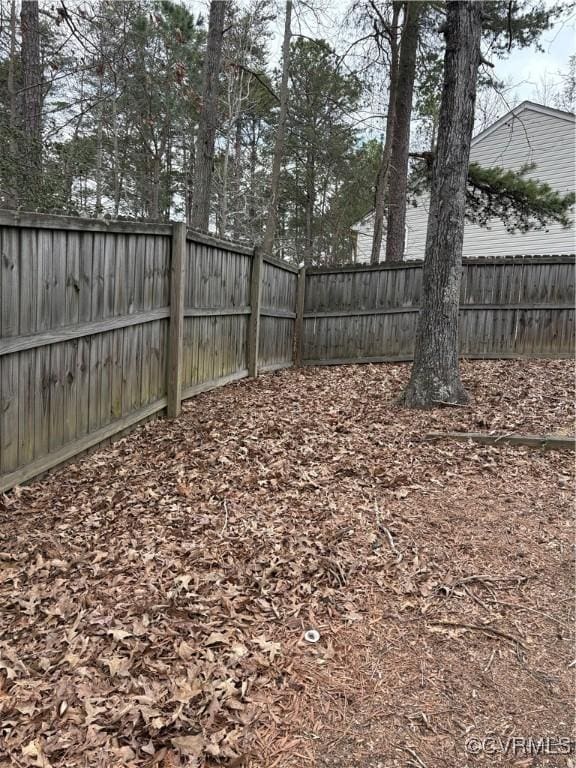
[303,257,575,365]
[0,213,172,490]
[182,232,253,397]
[2,209,573,494]
[258,256,299,372]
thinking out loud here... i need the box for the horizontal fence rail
[0,211,298,492]
[1,208,574,493]
[302,257,575,365]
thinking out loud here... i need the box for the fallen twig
[428,620,526,648]
[400,745,428,768]
[220,498,229,537]
[483,648,497,673]
[430,400,470,408]
[425,431,575,451]
[379,525,403,564]
[487,598,573,631]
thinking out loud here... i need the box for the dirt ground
[0,359,574,768]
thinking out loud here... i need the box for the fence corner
[294,265,306,367]
[166,221,186,418]
[247,246,263,377]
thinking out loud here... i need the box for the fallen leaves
[0,359,573,767]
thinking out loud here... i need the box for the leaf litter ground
[0,359,574,768]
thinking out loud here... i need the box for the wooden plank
[260,308,296,319]
[91,232,105,321]
[149,320,161,403]
[48,343,65,452]
[0,209,173,236]
[0,307,170,356]
[140,322,152,407]
[0,353,19,473]
[306,256,575,275]
[78,232,93,323]
[181,369,248,400]
[17,349,35,467]
[100,331,113,427]
[65,231,80,326]
[1,228,20,337]
[19,227,38,334]
[294,266,306,367]
[425,431,575,451]
[302,352,573,366]
[262,254,299,273]
[51,230,67,328]
[247,247,263,378]
[32,346,51,459]
[63,340,79,444]
[186,227,254,256]
[88,332,101,432]
[302,303,572,320]
[0,398,168,493]
[167,223,186,417]
[184,306,250,317]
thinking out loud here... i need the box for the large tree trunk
[370,0,401,264]
[20,0,42,208]
[384,1,421,262]
[190,0,226,231]
[400,1,482,408]
[261,0,292,255]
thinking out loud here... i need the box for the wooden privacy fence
[299,257,575,365]
[0,211,298,492]
[1,209,574,492]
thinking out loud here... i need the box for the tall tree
[191,0,226,230]
[282,38,362,264]
[384,0,420,262]
[261,0,292,255]
[370,0,401,264]
[400,0,482,407]
[20,0,42,208]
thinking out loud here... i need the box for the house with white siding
[352,101,576,262]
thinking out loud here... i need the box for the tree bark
[261,0,292,255]
[385,1,421,262]
[190,0,226,231]
[370,0,401,264]
[400,1,483,408]
[20,0,42,208]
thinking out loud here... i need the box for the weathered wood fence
[299,257,575,365]
[0,212,297,492]
[0,210,573,492]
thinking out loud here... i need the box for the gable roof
[471,100,575,146]
[351,100,575,231]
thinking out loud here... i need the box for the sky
[185,0,575,132]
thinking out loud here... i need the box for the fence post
[294,265,306,367]
[247,246,263,377]
[167,222,186,418]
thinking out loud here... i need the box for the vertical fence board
[303,259,575,364]
[1,208,573,493]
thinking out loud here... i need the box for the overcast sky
[186,0,575,130]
